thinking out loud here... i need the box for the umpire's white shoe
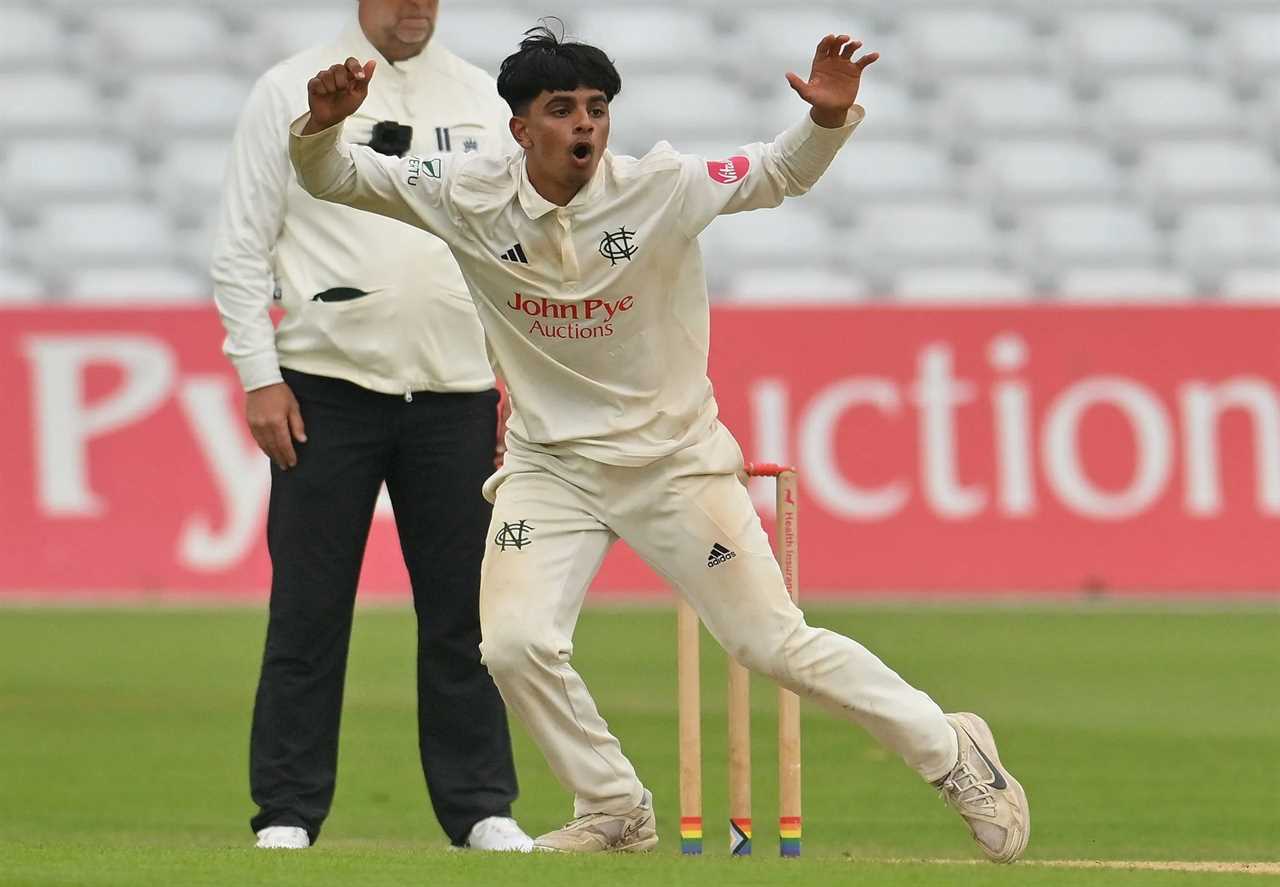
[465,816,534,852]
[254,826,310,849]
[935,713,1030,864]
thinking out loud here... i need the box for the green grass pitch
[1,602,1277,886]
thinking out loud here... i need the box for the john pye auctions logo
[507,291,635,340]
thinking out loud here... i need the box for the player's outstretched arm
[290,57,461,241]
[786,35,878,129]
[302,57,376,134]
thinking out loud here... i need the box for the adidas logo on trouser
[707,543,736,568]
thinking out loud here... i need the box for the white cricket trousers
[478,422,958,816]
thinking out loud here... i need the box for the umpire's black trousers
[249,368,518,845]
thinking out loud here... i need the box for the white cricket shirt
[290,105,863,464]
[212,23,512,395]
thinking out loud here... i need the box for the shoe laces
[566,812,631,844]
[938,758,998,817]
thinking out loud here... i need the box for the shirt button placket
[556,208,580,286]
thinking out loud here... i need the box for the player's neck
[526,163,588,207]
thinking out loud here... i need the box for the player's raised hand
[786,35,878,128]
[303,57,376,133]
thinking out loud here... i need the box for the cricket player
[287,25,1031,860]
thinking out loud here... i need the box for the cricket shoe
[533,790,657,853]
[935,713,1030,864]
[464,816,534,852]
[254,825,310,849]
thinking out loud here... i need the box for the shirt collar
[340,21,436,75]
[517,151,611,220]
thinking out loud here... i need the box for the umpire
[211,0,528,852]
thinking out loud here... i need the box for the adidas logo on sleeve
[707,543,737,568]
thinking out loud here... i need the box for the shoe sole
[533,827,658,854]
[952,712,1030,864]
[532,834,655,855]
[616,833,659,853]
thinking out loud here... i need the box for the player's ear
[510,116,533,150]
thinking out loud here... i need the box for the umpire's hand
[246,383,307,470]
[302,57,376,134]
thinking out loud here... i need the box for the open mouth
[571,142,593,161]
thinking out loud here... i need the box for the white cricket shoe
[533,790,658,853]
[254,825,310,849]
[936,713,1030,863]
[464,816,534,852]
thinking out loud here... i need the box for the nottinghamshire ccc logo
[494,520,534,551]
[599,227,638,265]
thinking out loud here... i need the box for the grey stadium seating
[0,0,1276,305]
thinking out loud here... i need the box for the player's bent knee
[479,628,566,679]
[717,609,809,680]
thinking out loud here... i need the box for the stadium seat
[762,77,919,141]
[572,9,720,72]
[609,75,756,156]
[699,202,837,273]
[1174,205,1280,277]
[1220,268,1280,303]
[65,266,210,304]
[113,73,252,140]
[177,214,219,271]
[1217,13,1280,84]
[240,6,352,73]
[900,10,1041,84]
[848,203,1004,273]
[0,8,62,70]
[824,141,956,207]
[432,9,543,73]
[151,139,230,218]
[22,202,177,271]
[933,76,1085,141]
[0,267,46,304]
[1056,11,1196,81]
[1018,204,1165,272]
[892,268,1035,304]
[0,74,102,135]
[1055,267,1196,302]
[1135,140,1280,209]
[722,268,870,304]
[734,7,881,87]
[970,140,1123,206]
[1094,76,1246,146]
[81,7,230,79]
[0,139,143,211]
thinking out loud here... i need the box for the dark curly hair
[497,20,622,115]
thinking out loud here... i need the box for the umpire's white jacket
[212,23,511,396]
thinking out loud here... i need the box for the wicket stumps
[678,463,801,857]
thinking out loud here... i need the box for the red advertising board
[3,306,1278,597]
